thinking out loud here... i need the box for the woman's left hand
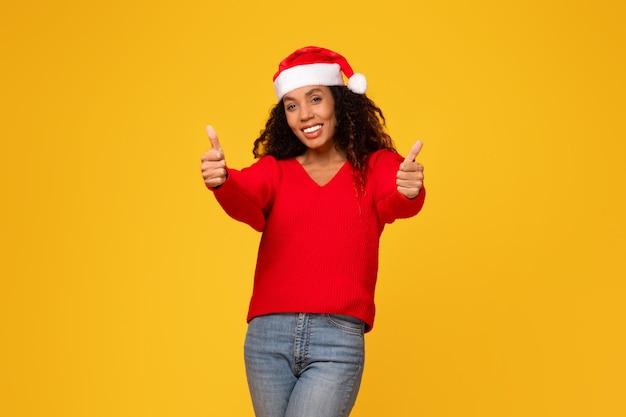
[396,140,424,199]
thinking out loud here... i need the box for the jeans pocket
[324,314,365,335]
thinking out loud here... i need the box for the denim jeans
[244,313,366,417]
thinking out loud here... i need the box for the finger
[399,161,418,172]
[206,125,222,151]
[205,176,226,188]
[396,170,424,181]
[201,158,225,171]
[202,166,227,180]
[200,150,225,162]
[403,140,423,163]
[396,184,422,199]
[400,162,424,173]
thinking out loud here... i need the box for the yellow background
[2,1,624,416]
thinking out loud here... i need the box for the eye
[285,102,297,111]
[311,96,322,104]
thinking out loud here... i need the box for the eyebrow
[283,88,324,102]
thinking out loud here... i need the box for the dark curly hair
[252,85,397,190]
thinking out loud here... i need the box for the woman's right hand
[201,125,227,188]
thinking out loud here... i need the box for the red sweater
[210,149,425,331]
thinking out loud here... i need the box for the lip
[301,124,323,139]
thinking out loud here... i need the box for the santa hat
[273,46,367,100]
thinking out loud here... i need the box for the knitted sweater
[210,149,425,331]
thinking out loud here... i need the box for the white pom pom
[347,73,367,94]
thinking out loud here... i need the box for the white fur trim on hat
[273,63,344,100]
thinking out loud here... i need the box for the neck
[298,146,346,165]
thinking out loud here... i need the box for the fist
[201,125,227,188]
[397,140,424,199]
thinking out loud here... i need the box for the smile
[302,125,322,133]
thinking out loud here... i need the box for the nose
[299,103,313,121]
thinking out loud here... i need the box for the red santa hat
[273,46,367,100]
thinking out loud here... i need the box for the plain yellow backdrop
[2,1,624,416]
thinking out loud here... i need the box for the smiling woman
[283,86,339,161]
[200,46,426,417]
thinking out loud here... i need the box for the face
[283,85,337,152]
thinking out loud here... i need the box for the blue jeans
[244,313,366,417]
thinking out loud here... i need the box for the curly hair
[252,86,397,190]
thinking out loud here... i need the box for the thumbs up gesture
[201,125,228,188]
[396,140,424,199]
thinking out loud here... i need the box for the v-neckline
[293,158,349,188]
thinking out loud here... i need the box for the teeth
[303,125,321,133]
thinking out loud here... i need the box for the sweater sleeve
[206,156,278,232]
[370,150,426,225]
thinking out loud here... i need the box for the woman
[201,46,425,417]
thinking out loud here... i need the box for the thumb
[206,125,222,151]
[404,140,423,163]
